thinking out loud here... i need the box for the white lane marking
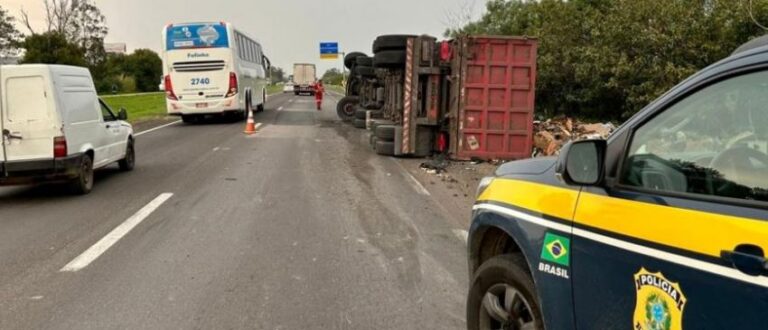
[452,229,469,245]
[254,123,263,130]
[473,203,768,288]
[213,147,220,152]
[405,171,430,196]
[135,120,182,137]
[391,159,430,196]
[288,99,294,103]
[60,193,174,272]
[277,106,284,111]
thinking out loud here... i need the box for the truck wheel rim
[343,103,355,116]
[479,283,536,330]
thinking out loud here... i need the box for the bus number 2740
[190,78,211,85]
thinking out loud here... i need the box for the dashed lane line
[60,193,174,272]
[134,120,182,137]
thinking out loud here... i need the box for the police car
[467,36,768,330]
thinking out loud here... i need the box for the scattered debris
[533,117,616,156]
[420,156,449,174]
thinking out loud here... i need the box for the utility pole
[340,51,346,88]
[0,58,7,177]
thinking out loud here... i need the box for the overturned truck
[337,34,538,161]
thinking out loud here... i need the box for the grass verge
[327,85,345,94]
[101,86,289,124]
[101,92,167,124]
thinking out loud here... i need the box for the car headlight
[476,177,495,199]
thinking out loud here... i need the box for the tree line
[450,0,768,121]
[0,0,162,94]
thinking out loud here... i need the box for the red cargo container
[450,36,537,160]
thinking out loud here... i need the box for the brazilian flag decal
[541,233,570,266]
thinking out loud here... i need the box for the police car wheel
[468,254,543,330]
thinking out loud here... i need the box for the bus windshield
[165,23,229,50]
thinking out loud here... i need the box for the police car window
[622,70,768,202]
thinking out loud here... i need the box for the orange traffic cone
[244,109,256,135]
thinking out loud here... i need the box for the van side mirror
[117,107,128,121]
[555,139,607,186]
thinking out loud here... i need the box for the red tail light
[164,75,177,100]
[437,132,447,153]
[440,42,452,62]
[53,136,67,158]
[226,72,238,98]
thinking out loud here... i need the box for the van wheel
[70,154,94,195]
[118,141,135,171]
[467,254,543,330]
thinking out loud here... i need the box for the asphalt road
[0,92,470,329]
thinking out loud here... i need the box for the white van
[0,65,135,194]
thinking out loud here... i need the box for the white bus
[161,22,270,122]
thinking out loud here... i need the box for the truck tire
[353,118,366,129]
[347,79,361,96]
[336,96,359,121]
[355,66,376,78]
[345,52,367,69]
[467,254,544,330]
[70,154,94,195]
[375,139,395,156]
[373,35,416,53]
[370,119,396,132]
[355,56,373,67]
[373,50,407,68]
[118,140,135,171]
[375,125,396,141]
[354,108,368,120]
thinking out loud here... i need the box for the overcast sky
[3,0,486,75]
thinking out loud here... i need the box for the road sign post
[320,42,344,86]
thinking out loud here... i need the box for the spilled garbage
[533,117,616,157]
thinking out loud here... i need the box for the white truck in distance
[292,63,316,96]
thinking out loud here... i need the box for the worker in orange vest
[314,80,324,111]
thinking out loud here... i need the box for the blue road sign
[320,42,339,54]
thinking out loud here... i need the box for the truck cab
[466,38,768,329]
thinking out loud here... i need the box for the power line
[749,0,768,31]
